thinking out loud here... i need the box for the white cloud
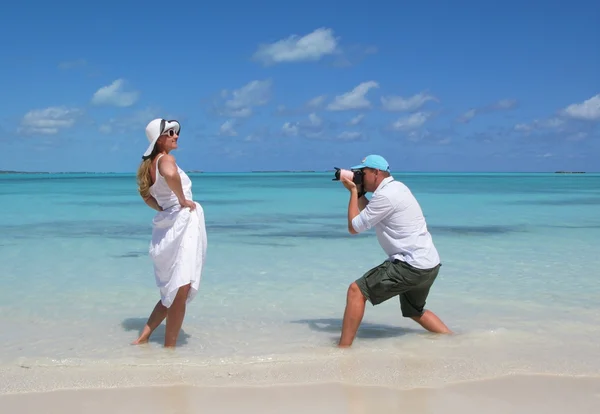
[337,131,363,141]
[221,80,272,117]
[327,81,379,111]
[391,112,429,131]
[274,95,328,116]
[349,114,364,125]
[219,120,238,137]
[514,117,565,133]
[381,92,437,112]
[403,130,450,144]
[330,44,378,68]
[98,107,178,135]
[494,99,517,109]
[457,109,476,123]
[304,130,325,139]
[281,112,326,138]
[98,124,113,134]
[513,123,530,132]
[282,122,299,136]
[253,28,338,65]
[562,94,600,121]
[306,95,327,108]
[458,98,517,123]
[308,112,322,127]
[437,137,452,145]
[512,95,598,142]
[567,132,588,141]
[226,107,253,117]
[513,113,596,143]
[18,106,81,135]
[91,79,139,107]
[458,109,477,123]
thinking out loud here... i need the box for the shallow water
[1,172,599,391]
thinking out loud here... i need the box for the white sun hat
[143,118,181,158]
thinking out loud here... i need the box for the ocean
[1,171,599,392]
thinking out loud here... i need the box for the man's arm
[349,193,394,235]
[347,188,360,234]
[358,195,369,211]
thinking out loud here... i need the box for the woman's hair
[136,143,161,199]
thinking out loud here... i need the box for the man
[338,154,451,347]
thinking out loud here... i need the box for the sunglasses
[158,119,181,138]
[162,129,177,137]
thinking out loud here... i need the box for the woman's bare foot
[131,326,152,345]
[131,336,149,345]
[131,300,168,345]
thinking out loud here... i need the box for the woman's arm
[143,195,163,211]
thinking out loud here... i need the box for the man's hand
[341,176,357,192]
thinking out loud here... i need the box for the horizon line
[0,169,595,175]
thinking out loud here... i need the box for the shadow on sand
[291,318,423,340]
[121,317,191,346]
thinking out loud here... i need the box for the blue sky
[1,0,599,173]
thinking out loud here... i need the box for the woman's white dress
[148,154,207,308]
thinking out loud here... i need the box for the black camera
[332,167,364,186]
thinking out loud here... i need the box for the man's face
[361,167,380,192]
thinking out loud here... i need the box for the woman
[133,118,208,348]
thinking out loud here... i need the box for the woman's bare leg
[164,283,191,348]
[132,300,168,345]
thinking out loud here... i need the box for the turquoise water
[1,172,599,391]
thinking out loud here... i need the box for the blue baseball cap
[351,154,390,171]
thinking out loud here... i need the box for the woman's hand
[143,195,163,212]
[180,199,196,211]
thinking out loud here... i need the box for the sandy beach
[2,373,598,414]
[2,352,599,414]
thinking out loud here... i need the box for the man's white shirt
[351,176,440,269]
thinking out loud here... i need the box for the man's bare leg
[410,310,452,334]
[338,282,367,348]
[132,300,168,345]
[164,283,191,348]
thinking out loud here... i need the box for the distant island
[555,171,586,174]
[251,170,319,173]
[0,171,120,175]
[0,170,46,174]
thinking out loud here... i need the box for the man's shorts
[354,259,441,318]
